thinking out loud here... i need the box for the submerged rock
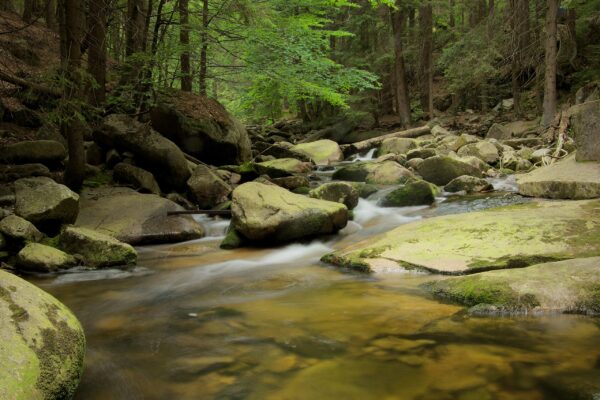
[232,182,348,243]
[75,187,204,245]
[0,269,85,399]
[517,154,600,199]
[0,140,66,165]
[416,156,482,185]
[424,257,600,315]
[290,139,344,165]
[381,180,437,207]
[14,177,79,230]
[17,242,77,272]
[59,226,137,268]
[309,182,359,209]
[322,199,600,274]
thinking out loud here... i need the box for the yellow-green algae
[424,257,600,314]
[0,270,85,399]
[322,199,600,274]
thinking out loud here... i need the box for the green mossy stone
[59,226,137,268]
[381,180,436,207]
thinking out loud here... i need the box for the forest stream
[29,158,600,400]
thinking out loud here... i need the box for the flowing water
[30,174,600,400]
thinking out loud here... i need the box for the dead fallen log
[340,125,431,156]
[167,210,231,216]
[0,70,62,97]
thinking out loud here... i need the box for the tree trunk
[418,2,434,119]
[542,0,559,127]
[59,0,85,191]
[45,0,58,29]
[449,0,455,28]
[23,0,35,22]
[0,0,16,12]
[390,3,411,127]
[179,0,192,91]
[199,0,209,96]
[126,0,146,56]
[87,0,108,105]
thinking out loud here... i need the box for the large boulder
[425,257,600,315]
[0,163,50,182]
[14,177,79,230]
[0,269,85,399]
[113,163,161,195]
[150,91,252,165]
[95,114,191,190]
[416,156,482,185]
[322,199,600,274]
[232,182,348,243]
[17,243,77,272]
[290,140,344,165]
[517,154,600,199]
[75,187,205,244]
[569,100,600,161]
[0,140,66,165]
[456,141,500,164]
[59,226,137,268]
[187,164,232,209]
[332,161,415,185]
[380,180,437,207]
[0,214,44,244]
[378,138,418,156]
[309,182,359,209]
[254,158,313,177]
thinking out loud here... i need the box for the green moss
[320,253,371,272]
[83,170,112,188]
[220,228,243,249]
[381,180,436,207]
[358,245,391,259]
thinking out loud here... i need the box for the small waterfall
[487,175,518,192]
[351,148,377,162]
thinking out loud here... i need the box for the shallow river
[31,169,600,399]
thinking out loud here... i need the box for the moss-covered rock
[59,225,137,268]
[457,141,500,164]
[322,199,600,274]
[253,158,313,178]
[517,154,600,199]
[0,140,66,166]
[113,163,161,195]
[0,269,85,399]
[377,138,417,157]
[309,182,360,209]
[16,243,77,272]
[186,164,232,209]
[0,214,44,244]
[271,175,311,190]
[232,182,348,243]
[75,187,204,245]
[444,175,493,193]
[416,155,482,185]
[220,227,244,249]
[365,161,415,185]
[0,163,50,182]
[290,140,344,165]
[406,148,436,160]
[14,177,79,231]
[424,257,600,315]
[381,180,437,207]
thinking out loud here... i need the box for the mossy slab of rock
[14,177,79,229]
[416,155,482,185]
[17,243,77,272]
[322,199,600,274]
[113,163,161,195]
[59,226,137,268]
[232,182,348,243]
[0,269,85,399]
[444,175,493,193]
[75,187,204,245]
[456,141,500,164]
[423,257,600,315]
[0,163,50,182]
[291,140,343,165]
[517,154,600,199]
[0,214,44,244]
[255,158,313,177]
[380,180,436,207]
[309,182,359,209]
[0,140,66,165]
[186,164,232,209]
[332,161,415,185]
[377,138,417,156]
[271,175,311,190]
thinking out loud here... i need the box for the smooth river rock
[517,154,600,199]
[290,139,344,165]
[0,270,85,399]
[424,257,600,315]
[232,182,348,243]
[75,187,204,245]
[59,226,137,268]
[322,199,600,274]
